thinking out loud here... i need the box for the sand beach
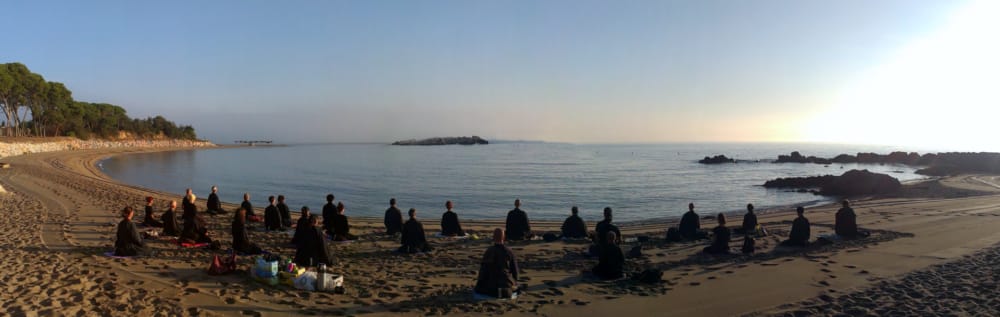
[3,145,1000,316]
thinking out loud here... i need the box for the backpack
[634,269,663,284]
[628,245,643,258]
[741,235,755,254]
[666,228,682,242]
[207,251,237,275]
[543,233,559,242]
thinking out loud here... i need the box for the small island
[392,136,488,146]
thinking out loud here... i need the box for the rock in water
[391,136,488,146]
[698,155,736,164]
[763,169,901,196]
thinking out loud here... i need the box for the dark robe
[783,216,811,247]
[322,202,336,234]
[115,219,147,256]
[293,226,332,267]
[206,193,221,214]
[291,215,310,246]
[331,214,353,240]
[241,200,255,221]
[182,197,197,215]
[595,219,622,245]
[592,243,624,280]
[264,204,282,231]
[232,217,262,254]
[505,208,531,241]
[742,212,758,234]
[399,218,431,253]
[161,208,180,237]
[835,207,859,238]
[474,244,519,297]
[143,205,163,228]
[440,211,465,236]
[180,209,211,244]
[703,225,731,254]
[561,215,587,239]
[277,202,292,228]
[678,211,701,240]
[384,206,403,235]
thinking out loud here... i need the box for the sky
[3,0,997,150]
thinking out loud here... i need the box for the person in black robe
[291,206,312,246]
[264,195,282,231]
[739,203,758,236]
[399,208,432,253]
[293,215,332,267]
[781,206,811,247]
[678,203,706,240]
[384,198,403,235]
[232,207,263,254]
[161,200,180,237]
[142,196,163,228]
[440,200,465,236]
[182,188,197,215]
[115,207,149,256]
[180,199,212,244]
[277,195,292,229]
[703,213,731,255]
[560,206,587,239]
[322,194,336,235]
[504,199,531,241]
[240,193,255,223]
[474,228,520,298]
[594,207,622,245]
[331,202,355,241]
[206,186,222,215]
[591,231,625,280]
[835,200,867,239]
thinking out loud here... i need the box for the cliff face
[0,139,215,159]
[392,136,488,146]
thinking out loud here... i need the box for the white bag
[294,272,317,291]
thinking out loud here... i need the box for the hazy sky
[4,0,997,149]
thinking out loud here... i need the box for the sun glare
[802,0,1000,151]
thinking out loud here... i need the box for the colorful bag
[207,251,237,275]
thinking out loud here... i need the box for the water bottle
[317,263,327,290]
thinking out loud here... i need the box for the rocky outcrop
[392,136,488,146]
[764,169,901,196]
[776,151,833,164]
[0,139,215,159]
[773,151,1000,177]
[698,155,736,164]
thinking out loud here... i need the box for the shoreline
[3,145,1000,316]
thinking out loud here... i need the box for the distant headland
[391,136,488,146]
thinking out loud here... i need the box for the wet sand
[3,146,1000,316]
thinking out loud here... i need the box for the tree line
[0,62,197,139]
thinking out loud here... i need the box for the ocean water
[99,142,934,222]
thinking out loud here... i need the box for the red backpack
[207,251,237,275]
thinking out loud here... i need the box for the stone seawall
[0,139,216,159]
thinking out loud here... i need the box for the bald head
[514,199,521,208]
[493,228,505,244]
[606,231,617,243]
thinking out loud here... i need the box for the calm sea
[99,142,935,222]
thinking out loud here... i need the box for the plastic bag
[294,272,317,291]
[254,257,278,278]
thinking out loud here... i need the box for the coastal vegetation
[0,62,196,140]
[392,136,488,145]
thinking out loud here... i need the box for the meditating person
[115,206,148,256]
[331,202,355,241]
[740,203,758,235]
[180,199,212,244]
[277,195,292,229]
[595,207,622,245]
[474,228,520,298]
[322,194,336,235]
[206,186,222,215]
[241,193,255,222]
[560,206,588,239]
[384,198,403,235]
[703,213,731,255]
[142,196,163,227]
[781,206,811,247]
[161,200,180,237]
[293,215,332,267]
[440,200,465,236]
[182,188,197,215]
[591,231,625,280]
[399,208,432,253]
[232,207,263,255]
[835,200,868,239]
[678,203,705,240]
[264,195,282,231]
[505,199,531,241]
[291,206,312,246]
